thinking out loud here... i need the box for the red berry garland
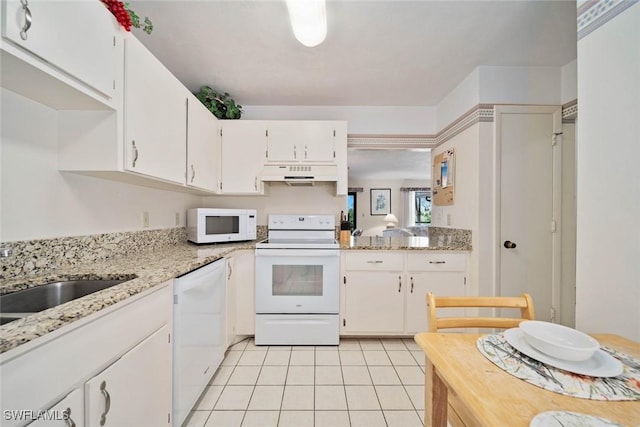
[101,0,132,32]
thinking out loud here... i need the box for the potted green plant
[195,86,243,119]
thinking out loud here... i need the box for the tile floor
[183,338,426,427]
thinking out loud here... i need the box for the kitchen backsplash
[1,228,187,280]
[427,226,472,247]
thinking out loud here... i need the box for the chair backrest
[426,292,535,332]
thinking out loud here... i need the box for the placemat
[477,334,640,400]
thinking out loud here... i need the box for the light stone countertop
[0,236,470,355]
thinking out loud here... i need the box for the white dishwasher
[173,258,226,427]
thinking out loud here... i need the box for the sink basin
[0,279,128,325]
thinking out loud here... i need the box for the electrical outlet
[142,211,149,228]
[446,213,452,226]
[175,212,180,226]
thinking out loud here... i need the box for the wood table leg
[425,357,448,427]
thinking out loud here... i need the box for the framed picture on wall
[370,188,391,215]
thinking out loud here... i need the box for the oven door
[255,249,339,314]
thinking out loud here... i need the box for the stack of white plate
[504,321,623,377]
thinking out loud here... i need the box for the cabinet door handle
[99,380,111,426]
[254,176,258,191]
[227,262,233,280]
[19,0,32,40]
[366,260,383,264]
[398,276,402,293]
[304,145,308,159]
[131,140,138,167]
[63,407,75,427]
[293,145,297,159]
[410,276,414,293]
[428,261,446,264]
[191,164,196,183]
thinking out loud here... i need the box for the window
[347,192,357,231]
[415,191,431,224]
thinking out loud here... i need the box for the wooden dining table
[414,333,640,427]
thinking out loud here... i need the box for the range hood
[261,164,338,186]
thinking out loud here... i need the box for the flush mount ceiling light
[285,0,327,47]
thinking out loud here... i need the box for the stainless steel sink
[0,279,128,325]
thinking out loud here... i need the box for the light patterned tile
[349,410,387,427]
[383,410,424,427]
[203,410,243,427]
[292,345,316,351]
[410,350,426,366]
[268,345,292,351]
[315,350,340,365]
[183,410,210,427]
[368,366,401,385]
[214,385,254,410]
[402,338,421,351]
[286,366,315,385]
[395,366,424,385]
[195,385,224,410]
[228,366,262,385]
[257,366,288,385]
[281,385,314,410]
[404,385,425,410]
[363,350,392,366]
[315,366,344,385]
[241,410,279,427]
[387,350,418,366]
[290,350,315,366]
[222,350,243,366]
[278,411,314,427]
[315,410,350,427]
[210,366,234,386]
[316,345,340,351]
[338,339,362,351]
[238,350,267,366]
[344,385,381,410]
[374,385,414,410]
[247,385,284,410]
[381,339,407,350]
[339,351,366,366]
[359,339,384,350]
[315,385,348,410]
[341,366,372,385]
[229,340,249,351]
[264,349,291,366]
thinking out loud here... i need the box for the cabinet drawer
[407,253,466,271]
[344,252,404,271]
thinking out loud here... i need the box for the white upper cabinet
[187,93,219,193]
[266,121,336,163]
[124,36,187,185]
[2,0,117,98]
[219,120,267,194]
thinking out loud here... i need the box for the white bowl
[519,320,600,362]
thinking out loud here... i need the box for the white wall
[0,89,201,242]
[242,106,437,134]
[346,178,405,236]
[561,60,578,104]
[436,66,563,131]
[201,183,346,226]
[575,3,640,340]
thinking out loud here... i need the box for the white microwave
[187,208,257,244]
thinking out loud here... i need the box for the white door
[186,93,219,192]
[495,106,561,323]
[219,120,267,194]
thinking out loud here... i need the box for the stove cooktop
[255,238,339,249]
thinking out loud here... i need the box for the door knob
[504,240,517,249]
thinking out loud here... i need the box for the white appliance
[187,208,256,244]
[173,259,226,426]
[260,164,338,186]
[255,214,340,345]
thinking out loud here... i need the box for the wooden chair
[425,292,535,427]
[426,292,535,332]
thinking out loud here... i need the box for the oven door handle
[255,249,340,257]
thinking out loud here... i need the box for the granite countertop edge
[0,238,469,355]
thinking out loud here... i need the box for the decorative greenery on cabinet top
[195,86,243,119]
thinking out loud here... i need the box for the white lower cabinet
[27,388,84,427]
[0,282,172,427]
[341,251,467,335]
[85,325,171,427]
[231,250,256,335]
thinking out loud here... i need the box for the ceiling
[125,0,576,181]
[348,149,430,181]
[127,0,577,107]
